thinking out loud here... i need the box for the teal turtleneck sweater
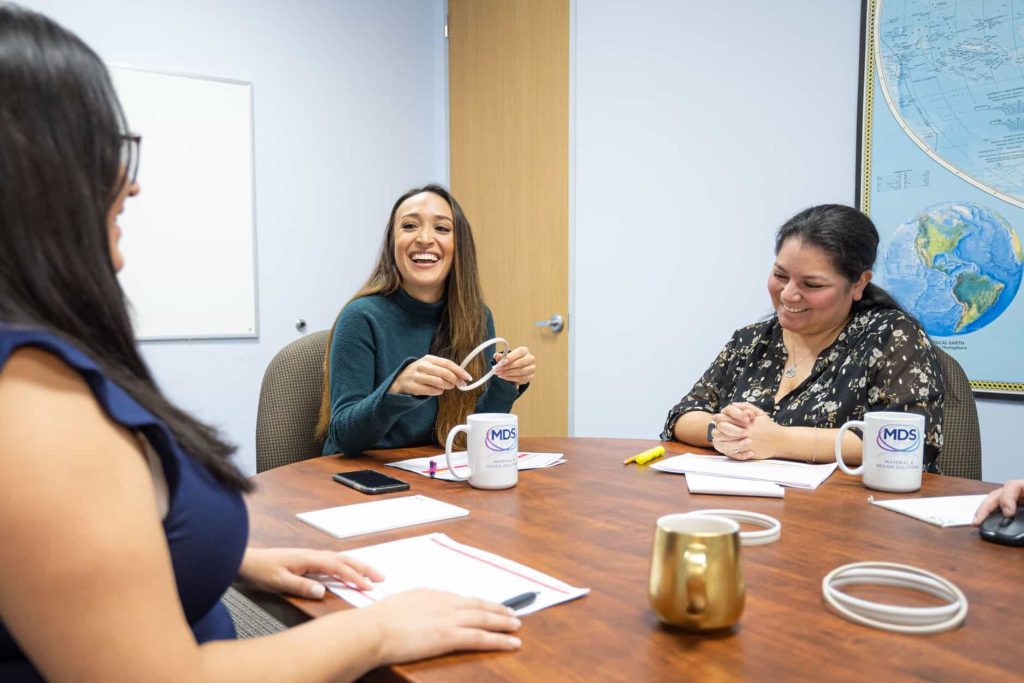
[322,289,525,455]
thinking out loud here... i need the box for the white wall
[976,399,1023,482]
[24,0,1019,482]
[27,0,448,475]
[570,0,1022,482]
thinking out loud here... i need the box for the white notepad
[686,473,785,498]
[868,494,988,527]
[297,495,469,539]
[385,451,566,481]
[323,533,589,616]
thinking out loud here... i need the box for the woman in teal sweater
[318,185,535,455]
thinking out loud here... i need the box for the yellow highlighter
[623,445,665,466]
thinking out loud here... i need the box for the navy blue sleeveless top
[0,327,248,681]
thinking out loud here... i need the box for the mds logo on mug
[876,424,922,452]
[485,424,517,452]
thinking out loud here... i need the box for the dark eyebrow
[399,211,452,223]
[772,263,831,281]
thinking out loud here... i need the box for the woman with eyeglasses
[0,6,519,682]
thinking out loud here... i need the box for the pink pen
[428,460,437,479]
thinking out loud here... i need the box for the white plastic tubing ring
[821,562,968,635]
[682,509,781,546]
[456,337,510,392]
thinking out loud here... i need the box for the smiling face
[105,173,140,273]
[768,236,871,336]
[392,191,455,303]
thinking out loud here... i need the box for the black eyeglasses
[119,133,142,186]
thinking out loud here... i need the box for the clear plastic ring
[456,337,510,391]
[682,508,782,545]
[821,561,968,634]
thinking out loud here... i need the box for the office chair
[222,586,286,638]
[237,329,332,635]
[255,330,330,473]
[933,348,982,480]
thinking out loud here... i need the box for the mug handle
[835,420,866,475]
[684,543,707,615]
[444,424,471,481]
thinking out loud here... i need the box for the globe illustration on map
[881,202,1024,336]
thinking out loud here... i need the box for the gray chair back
[222,586,286,637]
[255,330,329,472]
[933,348,982,479]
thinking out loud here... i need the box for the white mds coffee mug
[444,413,518,490]
[834,411,925,492]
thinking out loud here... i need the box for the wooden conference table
[245,438,1019,682]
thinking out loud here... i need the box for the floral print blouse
[661,307,945,471]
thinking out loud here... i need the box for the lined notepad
[385,451,566,481]
[297,495,469,539]
[323,533,589,616]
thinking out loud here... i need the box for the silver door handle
[534,314,564,333]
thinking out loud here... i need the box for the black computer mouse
[979,505,1024,547]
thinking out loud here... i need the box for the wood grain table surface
[244,437,1020,683]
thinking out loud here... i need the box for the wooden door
[448,0,570,437]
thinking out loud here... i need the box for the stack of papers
[651,453,838,490]
[868,494,988,527]
[297,495,469,539]
[385,451,566,481]
[323,532,589,615]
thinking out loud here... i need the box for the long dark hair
[775,204,905,314]
[316,184,488,446]
[0,5,249,491]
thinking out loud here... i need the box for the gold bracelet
[811,428,818,464]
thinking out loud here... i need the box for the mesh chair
[933,348,982,480]
[255,330,329,473]
[222,586,286,637]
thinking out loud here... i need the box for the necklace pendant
[784,367,797,378]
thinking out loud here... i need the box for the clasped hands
[710,402,782,461]
[389,346,535,396]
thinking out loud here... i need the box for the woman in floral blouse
[662,204,944,471]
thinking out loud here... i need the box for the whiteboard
[110,66,258,340]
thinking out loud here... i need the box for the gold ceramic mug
[648,514,744,631]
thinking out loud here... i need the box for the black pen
[501,591,539,610]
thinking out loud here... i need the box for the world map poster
[859,0,1024,396]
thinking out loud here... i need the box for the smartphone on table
[332,469,410,495]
